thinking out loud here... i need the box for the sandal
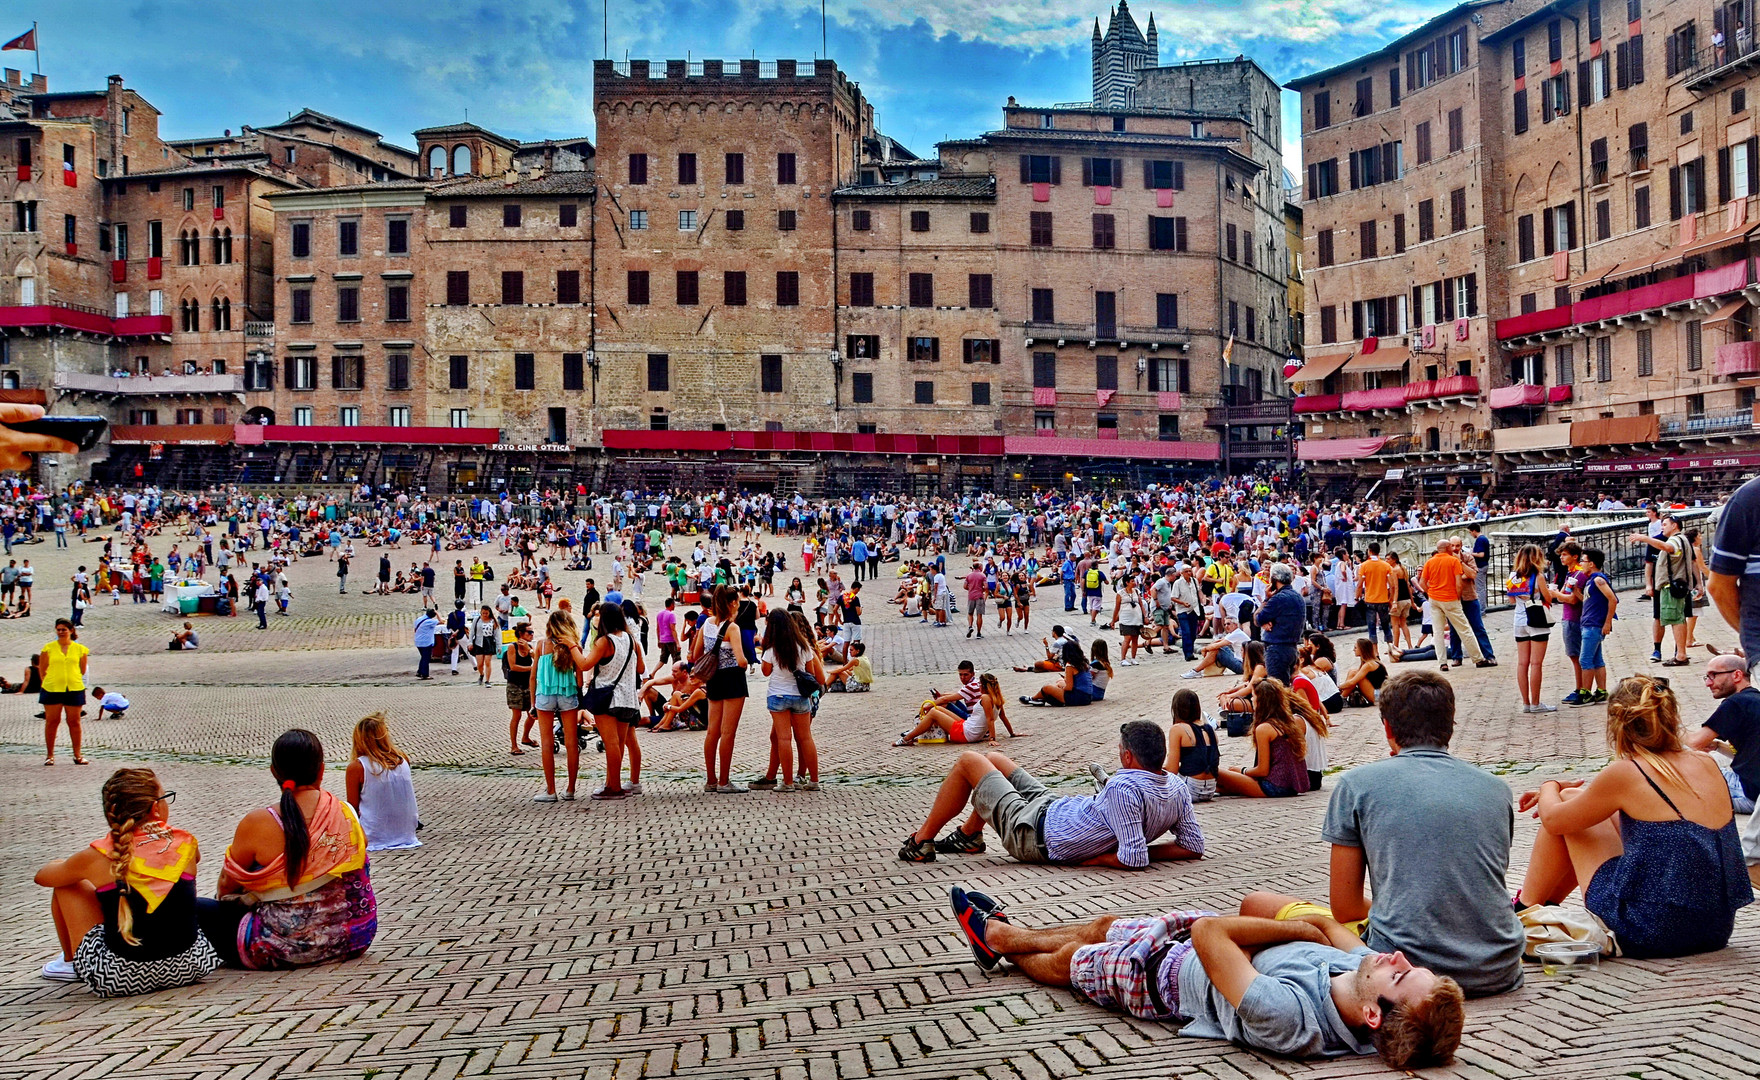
[43,757,52,766]
[73,757,90,765]
[509,747,526,755]
[522,737,540,747]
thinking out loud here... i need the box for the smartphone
[4,415,109,452]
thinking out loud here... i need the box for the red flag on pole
[1,29,34,51]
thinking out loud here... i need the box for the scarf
[91,825,199,913]
[223,790,367,902]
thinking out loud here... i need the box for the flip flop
[950,886,1002,971]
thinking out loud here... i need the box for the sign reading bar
[490,443,572,453]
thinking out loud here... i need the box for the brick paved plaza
[1,533,1755,1079]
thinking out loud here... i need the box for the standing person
[33,767,222,992]
[253,576,270,629]
[1357,544,1393,660]
[964,563,988,638]
[1081,560,1108,627]
[1571,549,1618,708]
[583,602,645,800]
[413,607,439,680]
[1630,514,1693,666]
[1255,565,1305,686]
[41,618,90,766]
[696,585,751,793]
[1458,524,1498,664]
[468,605,499,686]
[1417,541,1485,671]
[1554,541,1592,706]
[1506,543,1556,714]
[1709,474,1760,665]
[760,609,826,791]
[1171,564,1202,661]
[1110,573,1145,665]
[504,622,536,752]
[345,713,421,851]
[532,610,587,803]
[838,581,863,647]
[335,550,349,595]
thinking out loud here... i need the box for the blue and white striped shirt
[1044,769,1205,868]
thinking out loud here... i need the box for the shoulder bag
[689,622,728,682]
[582,636,634,715]
[1525,574,1552,629]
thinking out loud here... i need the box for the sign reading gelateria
[489,443,572,452]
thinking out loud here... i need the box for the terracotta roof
[833,177,994,199]
[432,171,596,197]
[261,179,430,199]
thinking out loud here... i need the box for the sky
[18,1,1452,175]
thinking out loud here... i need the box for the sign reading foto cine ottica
[489,444,573,453]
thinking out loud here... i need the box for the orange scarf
[223,790,367,902]
[91,825,198,913]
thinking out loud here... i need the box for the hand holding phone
[0,404,85,471]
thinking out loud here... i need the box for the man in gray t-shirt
[1317,671,1525,997]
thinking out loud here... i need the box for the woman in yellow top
[41,617,91,766]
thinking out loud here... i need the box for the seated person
[345,713,421,852]
[1216,680,1312,798]
[1087,640,1114,702]
[1182,622,1249,679]
[1013,626,1080,673]
[918,660,982,721]
[1020,641,1094,707]
[90,686,129,720]
[169,622,199,650]
[896,672,1019,746]
[943,889,1462,1068]
[1687,654,1760,815]
[1314,671,1525,996]
[1391,603,1435,662]
[1296,632,1344,714]
[1097,688,1218,802]
[34,767,222,994]
[1216,640,1267,714]
[1515,675,1753,958]
[640,664,708,731]
[1,653,43,694]
[1335,638,1387,708]
[1285,684,1332,791]
[196,729,377,969]
[824,641,872,692]
[898,721,1204,866]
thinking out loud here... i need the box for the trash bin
[178,595,199,615]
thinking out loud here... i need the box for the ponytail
[270,729,324,888]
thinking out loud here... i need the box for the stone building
[1093,2,1159,111]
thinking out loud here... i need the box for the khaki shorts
[972,767,1056,863]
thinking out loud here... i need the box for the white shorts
[1085,595,1103,613]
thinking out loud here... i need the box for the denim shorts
[533,692,580,714]
[767,693,813,714]
[1578,625,1607,671]
[1562,619,1582,660]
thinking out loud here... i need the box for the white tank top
[356,757,421,851]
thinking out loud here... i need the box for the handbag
[583,636,635,714]
[794,666,823,698]
[689,622,729,682]
[1525,576,1552,629]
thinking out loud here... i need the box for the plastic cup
[1535,940,1601,977]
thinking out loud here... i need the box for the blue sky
[23,1,1450,172]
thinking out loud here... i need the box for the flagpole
[32,22,39,75]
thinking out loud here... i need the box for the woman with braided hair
[34,767,221,994]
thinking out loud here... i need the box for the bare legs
[770,709,817,786]
[1215,767,1268,797]
[705,697,745,788]
[43,704,82,764]
[537,708,582,796]
[594,714,636,794]
[1516,638,1548,707]
[911,750,1013,843]
[984,915,1117,987]
[48,881,100,960]
[1519,786,1625,905]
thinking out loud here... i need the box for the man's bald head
[1706,654,1750,699]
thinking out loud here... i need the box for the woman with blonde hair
[532,609,587,802]
[1506,542,1556,714]
[1215,678,1311,798]
[896,672,1020,745]
[1516,675,1752,957]
[34,767,221,993]
[345,713,420,850]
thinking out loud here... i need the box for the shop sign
[490,443,573,453]
[1583,458,1665,475]
[1669,451,1760,471]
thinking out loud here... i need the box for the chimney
[5,70,19,87]
[529,164,544,180]
[504,167,518,186]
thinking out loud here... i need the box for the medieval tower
[1091,2,1158,109]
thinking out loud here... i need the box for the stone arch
[452,144,473,176]
[427,145,446,175]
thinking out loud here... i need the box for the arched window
[211,228,223,264]
[1425,426,1441,452]
[179,297,200,333]
[17,273,34,305]
[211,296,231,331]
[427,145,446,176]
[220,228,232,264]
[451,144,472,177]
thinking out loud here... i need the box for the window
[628,210,647,230]
[908,272,934,308]
[1348,142,1403,189]
[679,209,698,232]
[450,408,470,428]
[725,153,745,184]
[1596,336,1613,381]
[1092,213,1116,249]
[1034,410,1056,431]
[294,407,314,427]
[968,274,992,308]
[852,209,871,231]
[1229,302,1240,337]
[1596,199,1612,240]
[1687,319,1703,371]
[1149,216,1186,251]
[914,380,934,404]
[1157,293,1179,328]
[113,223,127,259]
[1227,223,1239,261]
[846,272,875,308]
[1319,305,1338,343]
[910,210,930,232]
[286,356,317,391]
[501,271,524,305]
[1667,22,1697,76]
[1518,214,1536,262]
[561,353,584,391]
[147,219,161,257]
[1635,186,1652,227]
[629,153,648,184]
[647,354,669,391]
[970,212,990,233]
[245,356,274,391]
[1616,34,1647,89]
[446,270,469,305]
[1359,219,1377,260]
[676,153,697,185]
[1589,54,1610,103]
[775,152,798,185]
[776,209,795,231]
[1031,288,1055,324]
[776,271,800,306]
[290,287,311,324]
[559,204,578,227]
[627,270,650,305]
[182,187,194,212]
[963,339,999,364]
[1542,73,1571,121]
[676,269,699,306]
[724,271,747,306]
[851,372,874,403]
[1307,159,1339,196]
[759,354,783,393]
[449,204,467,228]
[503,204,521,228]
[1148,356,1187,393]
[388,353,411,390]
[1313,91,1331,129]
[971,382,991,406]
[513,353,535,390]
[1244,229,1256,268]
[648,413,669,431]
[1032,351,1056,388]
[908,337,940,362]
[1726,139,1757,201]
[1095,354,1118,391]
[557,269,581,304]
[331,218,357,257]
[179,298,199,333]
[1514,90,1530,135]
[844,335,879,360]
[1020,155,1060,184]
[332,355,365,390]
[1450,188,1468,232]
[724,209,743,231]
[1636,328,1654,376]
[1029,211,1053,247]
[1737,89,1748,114]
[1083,157,1121,187]
[291,221,311,258]
[448,354,468,389]
[1318,226,1337,264]
[1392,214,1407,254]
[1356,77,1374,117]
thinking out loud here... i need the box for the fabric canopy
[1289,350,1352,385]
[1343,346,1410,373]
[1705,298,1748,325]
[1682,222,1759,259]
[1299,436,1388,461]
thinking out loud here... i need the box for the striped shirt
[1043,770,1205,868]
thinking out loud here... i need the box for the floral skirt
[237,867,378,971]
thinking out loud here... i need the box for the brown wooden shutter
[1081,157,1093,186]
[1049,156,1061,184]
[1019,155,1030,183]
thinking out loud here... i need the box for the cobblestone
[0,532,1752,1078]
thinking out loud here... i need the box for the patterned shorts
[74,924,221,998]
[1069,911,1214,1021]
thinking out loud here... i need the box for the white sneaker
[1531,703,1558,713]
[532,792,558,803]
[40,958,77,981]
[717,782,749,794]
[1180,670,1202,679]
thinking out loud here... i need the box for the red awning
[1298,436,1388,461]
[1001,436,1221,461]
[1288,350,1353,386]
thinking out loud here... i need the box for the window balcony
[1488,382,1548,409]
[1204,398,1293,427]
[54,370,244,397]
[1404,374,1480,407]
[1687,37,1760,93]
[1660,408,1755,437]
[1715,340,1760,377]
[1342,386,1411,412]
[1293,393,1342,414]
